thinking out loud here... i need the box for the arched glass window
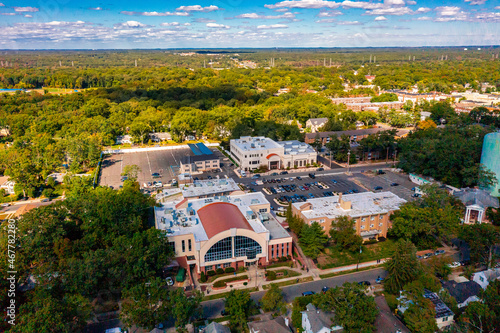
[204,237,232,262]
[235,236,262,260]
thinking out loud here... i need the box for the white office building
[230,136,317,172]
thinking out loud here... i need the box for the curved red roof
[198,202,252,238]
[266,153,279,160]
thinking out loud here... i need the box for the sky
[0,0,499,49]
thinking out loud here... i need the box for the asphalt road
[201,267,387,318]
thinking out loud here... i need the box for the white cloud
[417,16,431,20]
[318,10,343,17]
[416,7,431,13]
[120,11,189,16]
[24,14,32,18]
[274,8,289,12]
[184,23,191,26]
[236,12,295,20]
[265,0,342,9]
[176,5,221,12]
[114,21,149,29]
[465,0,487,5]
[384,0,405,5]
[315,18,337,23]
[435,6,461,16]
[1,12,15,15]
[193,18,216,23]
[0,3,5,6]
[160,22,180,26]
[13,6,38,12]
[337,20,363,25]
[366,7,413,15]
[375,16,387,21]
[407,0,417,4]
[206,23,230,29]
[89,7,103,11]
[257,24,289,29]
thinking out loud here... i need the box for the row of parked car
[279,194,309,203]
[417,249,446,259]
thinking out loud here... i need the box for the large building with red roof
[154,192,292,276]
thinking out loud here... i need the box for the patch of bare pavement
[374,295,410,333]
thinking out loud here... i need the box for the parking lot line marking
[146,151,152,176]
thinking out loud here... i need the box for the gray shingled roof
[442,281,482,304]
[247,316,292,333]
[454,188,499,209]
[302,303,342,333]
[204,322,231,333]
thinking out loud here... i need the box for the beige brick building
[291,192,406,240]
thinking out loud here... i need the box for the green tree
[319,282,378,332]
[11,289,92,333]
[384,239,420,294]
[121,164,141,181]
[300,222,328,259]
[402,297,438,333]
[171,288,203,332]
[260,283,286,314]
[225,289,253,333]
[329,215,363,252]
[460,224,500,268]
[120,277,171,331]
[460,301,497,333]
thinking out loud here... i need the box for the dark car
[377,170,386,175]
[352,189,359,193]
[120,176,128,182]
[302,291,316,296]
[375,276,384,284]
[358,281,371,287]
[296,176,302,180]
[374,186,383,191]
[317,167,324,171]
[411,193,421,198]
[152,172,161,178]
[331,179,337,184]
[308,173,316,179]
[251,174,261,179]
[390,182,399,186]
[322,286,330,293]
[280,171,288,175]
[271,172,279,176]
[207,175,213,179]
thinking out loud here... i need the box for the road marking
[146,151,153,176]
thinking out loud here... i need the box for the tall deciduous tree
[261,283,286,314]
[329,216,363,252]
[384,239,420,294]
[120,277,171,330]
[171,288,203,332]
[319,282,379,332]
[460,224,500,269]
[225,289,253,333]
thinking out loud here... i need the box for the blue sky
[0,0,499,49]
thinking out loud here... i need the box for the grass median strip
[262,276,314,289]
[204,287,259,301]
[319,264,384,279]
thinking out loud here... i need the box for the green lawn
[203,287,259,301]
[266,261,294,269]
[262,276,314,289]
[267,269,301,281]
[319,265,384,279]
[317,239,395,269]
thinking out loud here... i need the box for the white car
[154,182,163,188]
[448,262,461,268]
[166,277,174,286]
[1,203,11,207]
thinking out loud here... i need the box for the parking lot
[239,171,367,206]
[99,147,237,190]
[353,171,417,202]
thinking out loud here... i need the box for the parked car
[271,172,279,176]
[317,167,324,171]
[302,291,316,296]
[165,277,174,286]
[435,249,445,255]
[331,179,337,184]
[390,182,399,186]
[308,193,315,198]
[251,174,260,179]
[377,170,386,175]
[358,281,371,287]
[375,276,384,284]
[120,176,128,182]
[280,171,288,175]
[308,173,316,179]
[448,262,461,268]
[1,203,11,207]
[41,198,50,202]
[152,172,161,178]
[374,186,383,191]
[296,176,302,180]
[423,252,433,259]
[411,193,421,198]
[322,286,330,293]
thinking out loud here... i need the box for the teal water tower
[481,132,500,197]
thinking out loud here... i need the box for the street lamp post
[356,245,362,271]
